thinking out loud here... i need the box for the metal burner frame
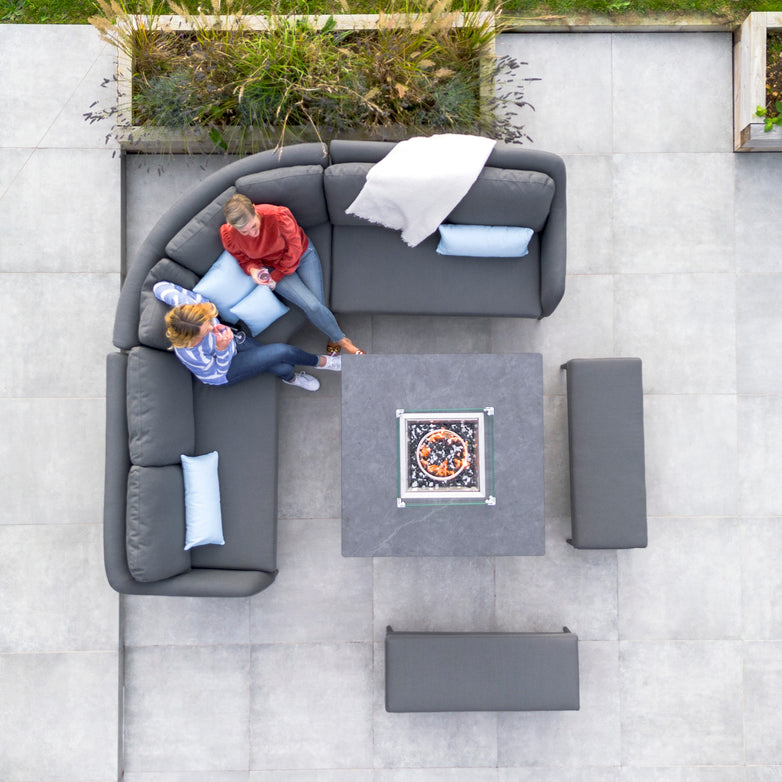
[396,408,495,507]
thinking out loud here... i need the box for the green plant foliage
[87,0,538,150]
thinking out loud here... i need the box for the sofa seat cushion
[127,346,195,467]
[236,165,329,228]
[126,465,191,582]
[139,259,200,349]
[188,375,279,573]
[330,225,542,318]
[166,187,237,275]
[325,163,555,233]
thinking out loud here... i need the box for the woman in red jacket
[220,194,365,355]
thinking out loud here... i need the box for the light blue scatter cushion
[229,285,290,337]
[193,250,256,324]
[436,224,535,258]
[181,451,225,551]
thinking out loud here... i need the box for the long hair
[164,302,218,348]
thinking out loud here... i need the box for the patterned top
[153,281,236,386]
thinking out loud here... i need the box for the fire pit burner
[416,429,469,482]
[397,409,494,506]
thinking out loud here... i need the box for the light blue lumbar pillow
[229,284,290,337]
[181,451,225,551]
[193,250,256,324]
[436,224,534,258]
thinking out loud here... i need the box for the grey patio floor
[1,22,782,781]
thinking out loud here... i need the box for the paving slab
[734,154,782,272]
[737,274,782,394]
[495,33,613,155]
[619,641,744,765]
[0,398,107,525]
[497,641,621,767]
[612,153,735,274]
[741,518,782,640]
[0,25,109,148]
[0,651,118,781]
[617,517,743,640]
[124,645,250,772]
[0,148,121,273]
[0,523,117,652]
[643,394,737,517]
[612,33,733,153]
[250,643,374,769]
[738,395,782,515]
[0,273,118,396]
[249,517,372,643]
[496,531,618,641]
[372,556,496,642]
[614,272,737,394]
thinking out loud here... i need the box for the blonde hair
[164,302,218,348]
[224,194,256,229]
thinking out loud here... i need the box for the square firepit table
[341,353,545,557]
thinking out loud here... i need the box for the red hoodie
[219,203,308,283]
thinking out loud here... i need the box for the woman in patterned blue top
[154,281,340,391]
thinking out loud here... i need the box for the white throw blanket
[345,134,497,248]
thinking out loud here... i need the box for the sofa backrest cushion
[165,187,237,275]
[324,163,375,227]
[126,464,191,582]
[324,163,555,233]
[139,258,199,350]
[236,165,329,228]
[446,167,555,232]
[127,346,195,466]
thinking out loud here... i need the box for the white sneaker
[317,355,342,372]
[282,371,320,391]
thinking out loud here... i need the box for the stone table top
[340,353,545,557]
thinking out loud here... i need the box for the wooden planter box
[733,11,782,151]
[114,12,495,154]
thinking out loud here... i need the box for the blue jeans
[225,338,318,385]
[274,239,345,342]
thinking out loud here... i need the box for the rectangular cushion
[385,629,580,712]
[139,258,200,350]
[126,465,191,582]
[236,165,329,228]
[127,346,195,466]
[165,187,237,275]
[564,357,647,549]
[330,225,542,318]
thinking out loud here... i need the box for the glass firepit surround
[396,408,495,507]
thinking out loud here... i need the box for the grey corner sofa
[104,139,567,597]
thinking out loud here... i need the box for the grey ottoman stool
[385,627,580,712]
[561,357,647,549]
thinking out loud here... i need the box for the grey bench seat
[561,357,648,549]
[385,627,580,712]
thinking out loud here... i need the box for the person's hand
[251,266,274,287]
[213,324,234,351]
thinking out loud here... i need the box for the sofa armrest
[539,190,567,317]
[113,567,277,598]
[485,144,567,317]
[104,351,134,591]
